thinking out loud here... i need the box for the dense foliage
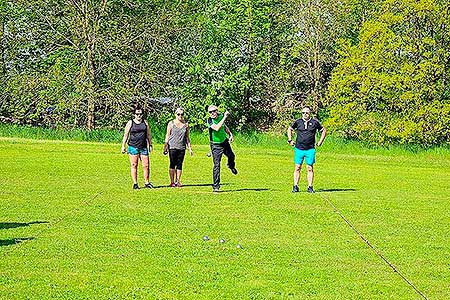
[0,0,448,145]
[325,0,450,145]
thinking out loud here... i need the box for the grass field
[0,137,449,299]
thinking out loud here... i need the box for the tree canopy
[325,0,450,145]
[1,0,448,146]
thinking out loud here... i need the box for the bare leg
[141,155,150,184]
[169,169,176,184]
[306,165,314,187]
[129,154,139,184]
[176,169,183,186]
[294,164,302,186]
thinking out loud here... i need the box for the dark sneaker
[133,183,140,190]
[144,183,154,189]
[170,182,176,188]
[307,186,315,193]
[292,185,299,193]
[213,187,220,193]
[227,164,238,175]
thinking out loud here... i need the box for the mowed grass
[0,137,449,299]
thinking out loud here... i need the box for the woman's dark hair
[133,104,144,114]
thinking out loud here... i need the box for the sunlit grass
[0,137,449,299]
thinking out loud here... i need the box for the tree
[0,0,5,76]
[172,0,287,130]
[1,1,187,128]
[325,0,450,145]
[274,0,380,125]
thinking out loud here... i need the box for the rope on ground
[319,193,428,300]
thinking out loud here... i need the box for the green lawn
[0,137,449,299]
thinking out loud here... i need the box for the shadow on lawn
[0,237,34,247]
[216,188,270,193]
[0,221,49,230]
[0,222,47,248]
[316,188,356,193]
[152,183,230,189]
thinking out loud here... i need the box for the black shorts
[169,149,186,170]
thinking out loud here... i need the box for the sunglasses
[135,112,143,116]
[208,110,218,113]
[302,111,310,114]
[177,113,183,116]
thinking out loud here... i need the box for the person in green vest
[207,105,238,192]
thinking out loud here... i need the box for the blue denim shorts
[294,147,316,165]
[128,145,149,156]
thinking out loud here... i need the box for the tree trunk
[86,37,96,130]
[0,6,5,76]
[245,1,253,111]
[80,1,100,130]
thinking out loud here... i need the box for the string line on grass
[320,194,428,300]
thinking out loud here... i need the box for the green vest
[208,114,227,144]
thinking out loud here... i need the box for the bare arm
[163,121,172,154]
[185,123,193,155]
[145,120,152,152]
[121,121,132,153]
[287,126,295,146]
[224,125,234,143]
[317,127,327,146]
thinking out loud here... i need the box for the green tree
[171,0,286,130]
[326,0,450,145]
[1,1,186,128]
[274,0,381,128]
[0,0,5,76]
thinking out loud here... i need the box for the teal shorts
[294,147,316,165]
[128,145,149,156]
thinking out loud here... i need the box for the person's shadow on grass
[149,183,270,193]
[151,183,230,189]
[0,237,34,247]
[214,188,270,193]
[0,221,47,248]
[316,188,357,193]
[0,221,49,230]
